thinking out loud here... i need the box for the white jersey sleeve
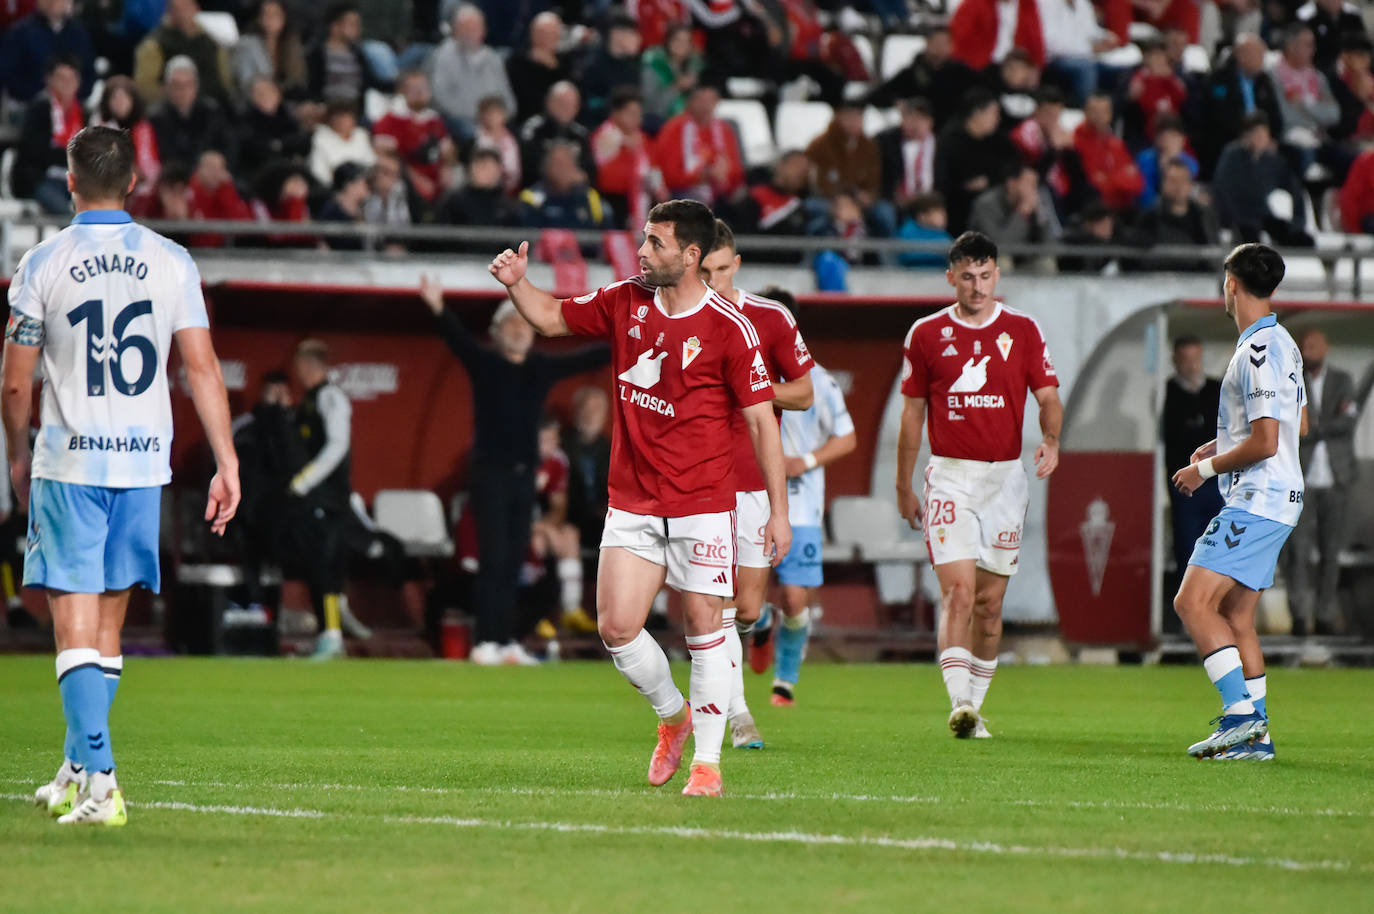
[12,211,210,488]
[781,364,853,528]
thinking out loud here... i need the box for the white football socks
[939,647,973,708]
[722,609,750,719]
[605,630,684,720]
[685,630,730,766]
[556,558,582,611]
[969,655,997,712]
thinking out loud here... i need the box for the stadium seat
[726,77,768,100]
[1059,107,1086,134]
[880,34,926,83]
[1182,44,1212,74]
[828,495,926,564]
[774,100,834,155]
[1098,44,1143,68]
[364,88,391,124]
[717,98,776,168]
[372,489,455,558]
[195,11,240,48]
[852,34,876,79]
[864,105,901,137]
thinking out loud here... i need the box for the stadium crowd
[3,1,1374,268]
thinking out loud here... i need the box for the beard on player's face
[642,253,688,287]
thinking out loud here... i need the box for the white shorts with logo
[734,489,771,569]
[921,456,1028,576]
[601,507,736,596]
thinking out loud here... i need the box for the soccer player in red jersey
[894,231,1064,738]
[699,219,814,750]
[489,200,791,796]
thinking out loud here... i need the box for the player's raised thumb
[517,240,529,259]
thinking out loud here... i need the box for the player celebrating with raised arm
[5,126,239,826]
[1171,244,1304,761]
[489,200,791,797]
[895,231,1062,739]
[699,220,813,751]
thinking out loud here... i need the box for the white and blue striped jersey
[1217,314,1305,526]
[7,209,209,488]
[780,363,854,527]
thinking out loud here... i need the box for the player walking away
[699,221,813,750]
[1171,244,1304,761]
[490,200,791,797]
[753,287,856,706]
[3,126,239,826]
[894,231,1062,739]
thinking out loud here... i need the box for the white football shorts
[734,489,772,569]
[920,456,1028,576]
[601,507,736,596]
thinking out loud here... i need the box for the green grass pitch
[1,656,1371,912]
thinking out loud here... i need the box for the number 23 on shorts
[926,498,956,525]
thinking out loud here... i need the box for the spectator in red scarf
[653,81,744,206]
[1127,39,1187,143]
[950,0,1046,71]
[591,88,664,229]
[188,148,252,247]
[741,149,811,241]
[372,69,457,207]
[877,97,938,209]
[93,75,161,198]
[1073,91,1144,210]
[11,56,83,212]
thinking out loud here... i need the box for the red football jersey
[536,449,570,515]
[561,277,773,517]
[728,290,814,492]
[901,302,1058,461]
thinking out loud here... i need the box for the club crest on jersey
[682,335,703,369]
[996,332,1014,360]
[941,326,954,339]
[941,343,958,357]
[634,304,649,321]
[793,330,810,363]
[628,325,641,339]
[748,350,771,392]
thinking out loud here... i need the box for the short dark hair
[910,191,945,217]
[1004,48,1032,66]
[331,160,366,192]
[1172,334,1202,351]
[1154,113,1185,136]
[1079,201,1114,224]
[606,12,638,34]
[647,199,716,260]
[710,218,735,254]
[961,88,997,117]
[1241,110,1272,133]
[947,231,997,267]
[325,98,358,121]
[158,160,193,188]
[98,75,146,126]
[757,285,796,313]
[1035,86,1066,107]
[1224,243,1285,298]
[325,1,358,28]
[538,412,560,431]
[1340,31,1373,55]
[46,54,81,78]
[67,126,135,202]
[901,97,933,117]
[609,86,641,111]
[261,369,290,386]
[1163,155,1193,175]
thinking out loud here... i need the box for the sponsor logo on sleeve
[793,329,811,363]
[749,350,772,392]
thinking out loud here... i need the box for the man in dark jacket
[1195,33,1283,177]
[438,147,522,235]
[11,56,83,212]
[867,26,977,128]
[933,89,1017,234]
[150,55,238,172]
[1133,158,1219,271]
[1212,112,1312,246]
[0,0,95,103]
[518,140,612,230]
[238,76,312,181]
[518,81,595,191]
[305,0,391,106]
[1286,328,1361,635]
[579,14,643,128]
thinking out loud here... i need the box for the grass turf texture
[1,658,1371,913]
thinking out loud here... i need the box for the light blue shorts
[1187,506,1293,592]
[776,525,823,588]
[24,479,162,594]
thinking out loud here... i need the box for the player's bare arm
[1032,385,1063,479]
[175,327,241,535]
[1172,417,1279,496]
[1190,438,1218,463]
[1,331,41,507]
[895,395,927,529]
[1299,404,1309,437]
[784,430,856,478]
[489,240,571,337]
[743,399,792,565]
[771,372,813,411]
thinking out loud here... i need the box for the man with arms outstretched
[895,231,1062,738]
[6,125,239,826]
[488,199,790,796]
[699,220,813,750]
[1171,243,1303,761]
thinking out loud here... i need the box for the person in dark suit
[1195,33,1283,178]
[1162,336,1225,612]
[1286,328,1360,635]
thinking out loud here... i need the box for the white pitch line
[4,776,1372,819]
[1,792,1359,873]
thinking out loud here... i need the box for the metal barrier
[2,213,1371,298]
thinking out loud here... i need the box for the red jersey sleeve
[900,322,929,398]
[723,317,775,410]
[1023,317,1059,390]
[560,285,616,339]
[765,311,814,382]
